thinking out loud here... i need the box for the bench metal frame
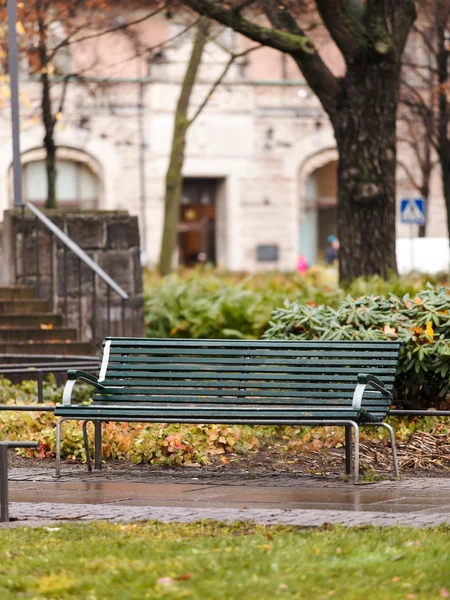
[56,367,399,484]
[0,441,38,522]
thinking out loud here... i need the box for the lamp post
[7,0,23,207]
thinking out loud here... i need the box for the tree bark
[42,70,57,210]
[332,63,400,282]
[38,18,57,210]
[436,0,450,244]
[417,175,431,238]
[158,19,210,276]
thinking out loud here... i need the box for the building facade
[0,10,446,272]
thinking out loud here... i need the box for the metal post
[7,0,23,207]
[77,257,82,339]
[94,421,102,470]
[0,445,8,522]
[138,82,147,264]
[121,298,126,336]
[20,204,26,284]
[92,271,96,342]
[106,285,111,334]
[35,217,40,297]
[63,244,68,326]
[49,231,54,312]
[410,224,414,271]
[37,370,44,404]
[345,425,352,475]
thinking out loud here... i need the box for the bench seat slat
[93,390,390,401]
[101,373,395,385]
[106,362,397,376]
[104,363,397,375]
[98,378,394,389]
[108,350,400,360]
[105,366,397,373]
[107,355,399,367]
[92,382,390,398]
[56,407,369,420]
[106,338,400,349]
[93,390,390,400]
[109,347,399,359]
[91,397,390,410]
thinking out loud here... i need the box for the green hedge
[264,284,450,408]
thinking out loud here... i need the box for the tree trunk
[38,19,57,210]
[332,63,400,283]
[158,20,210,276]
[44,130,57,210]
[436,1,450,244]
[441,149,450,244]
[418,182,430,238]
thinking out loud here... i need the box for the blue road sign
[400,198,426,225]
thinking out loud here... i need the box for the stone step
[0,300,50,314]
[0,341,96,355]
[0,314,63,328]
[0,286,36,300]
[0,328,78,342]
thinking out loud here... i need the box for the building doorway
[178,178,218,267]
[299,161,338,265]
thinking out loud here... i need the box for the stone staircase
[0,286,95,356]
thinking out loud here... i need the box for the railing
[19,202,129,343]
[0,357,97,403]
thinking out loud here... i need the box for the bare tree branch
[315,0,360,59]
[188,43,260,125]
[48,5,168,62]
[182,0,340,116]
[394,0,419,53]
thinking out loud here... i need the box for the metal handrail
[25,202,128,300]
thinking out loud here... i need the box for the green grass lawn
[0,522,449,599]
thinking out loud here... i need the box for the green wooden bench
[55,338,401,483]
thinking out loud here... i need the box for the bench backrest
[94,338,401,418]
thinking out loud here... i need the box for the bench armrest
[67,370,104,387]
[63,370,105,406]
[357,373,391,395]
[352,373,392,411]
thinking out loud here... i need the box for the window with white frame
[22,159,99,208]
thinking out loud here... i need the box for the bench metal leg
[82,421,92,473]
[349,422,360,484]
[55,418,67,478]
[374,422,399,478]
[345,425,353,475]
[0,445,8,523]
[94,421,102,470]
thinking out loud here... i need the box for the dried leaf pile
[360,431,450,471]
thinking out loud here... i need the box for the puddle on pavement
[9,481,450,513]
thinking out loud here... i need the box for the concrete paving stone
[1,501,449,529]
[4,466,450,529]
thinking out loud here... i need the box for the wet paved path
[3,466,450,528]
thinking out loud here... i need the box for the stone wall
[2,210,145,343]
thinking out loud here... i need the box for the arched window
[21,158,100,209]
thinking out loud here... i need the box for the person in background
[325,235,340,265]
[296,254,308,274]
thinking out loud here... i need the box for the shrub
[264,284,450,408]
[144,268,450,341]
[144,269,342,339]
[131,423,260,466]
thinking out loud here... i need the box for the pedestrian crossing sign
[400,198,426,225]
